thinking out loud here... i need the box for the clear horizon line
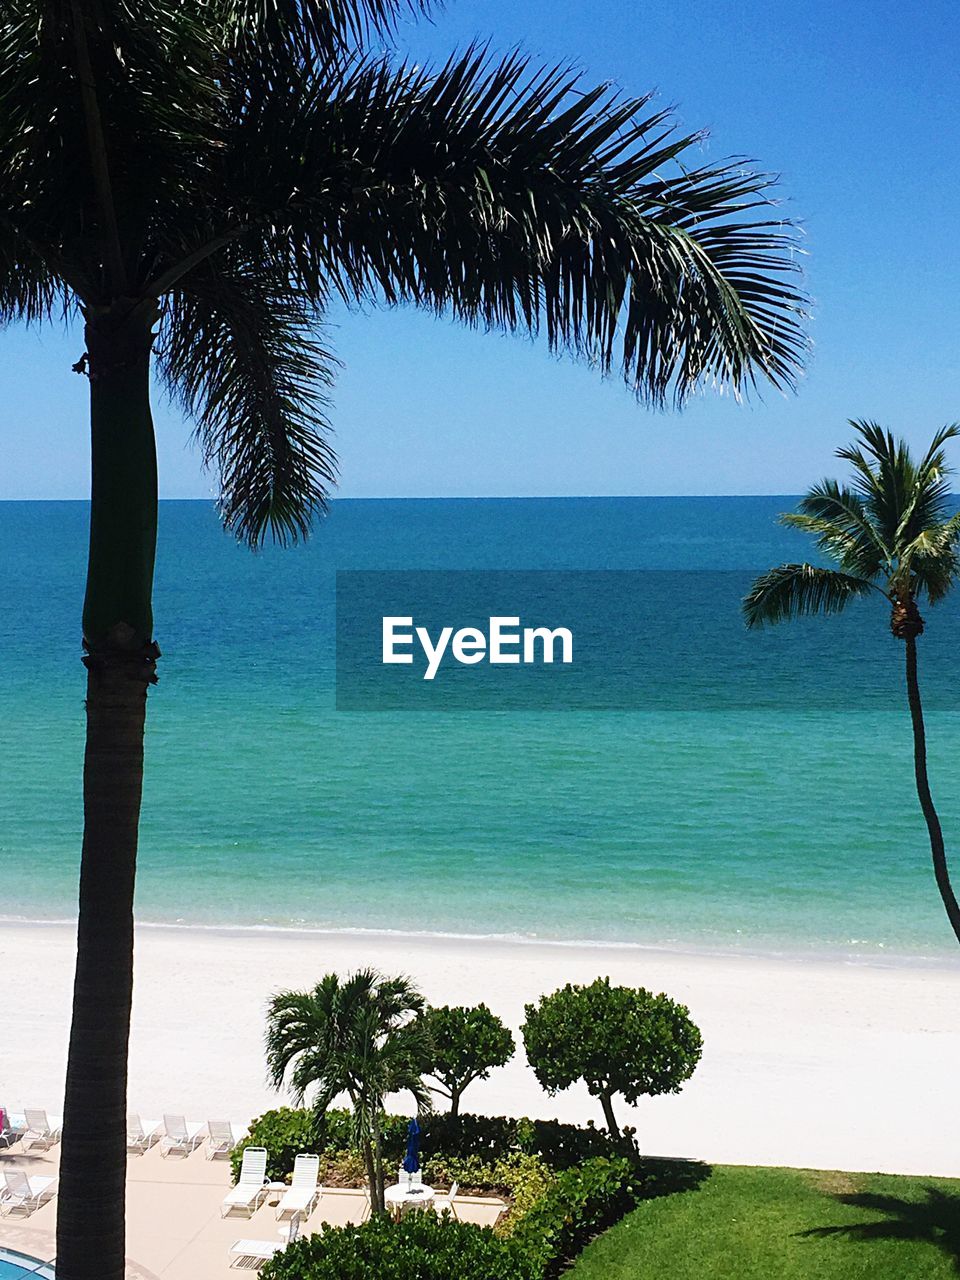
[0,492,812,503]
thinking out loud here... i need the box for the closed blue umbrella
[402,1117,421,1174]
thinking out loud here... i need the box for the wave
[1,912,956,971]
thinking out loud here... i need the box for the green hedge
[423,1152,554,1224]
[231,1108,320,1183]
[260,1212,533,1280]
[511,1157,643,1278]
[257,1155,646,1280]
[233,1107,629,1183]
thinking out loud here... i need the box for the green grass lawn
[569,1164,960,1279]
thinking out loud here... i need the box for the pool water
[0,1249,54,1278]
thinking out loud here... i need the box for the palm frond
[901,513,960,604]
[0,225,65,325]
[229,47,807,406]
[0,0,224,303]
[896,423,960,545]
[743,563,876,628]
[156,256,338,547]
[785,479,887,577]
[222,0,436,60]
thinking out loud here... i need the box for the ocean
[3,496,960,961]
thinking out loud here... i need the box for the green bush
[424,1004,515,1116]
[422,1152,554,1224]
[234,1107,628,1183]
[510,1156,643,1277]
[261,1211,533,1280]
[421,1113,627,1168]
[231,1107,321,1184]
[232,1107,417,1184]
[522,979,702,1138]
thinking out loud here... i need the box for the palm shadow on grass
[802,1188,960,1275]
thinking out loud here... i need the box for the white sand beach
[2,922,958,1178]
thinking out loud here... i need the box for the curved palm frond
[901,513,960,603]
[743,563,876,629]
[896,423,960,546]
[0,227,64,325]
[785,479,888,577]
[228,47,807,408]
[838,420,917,552]
[223,0,436,60]
[156,258,338,546]
[0,0,224,303]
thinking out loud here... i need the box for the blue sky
[3,0,958,499]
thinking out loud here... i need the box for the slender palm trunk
[360,1134,377,1217]
[904,634,960,945]
[371,1111,385,1214]
[56,310,159,1280]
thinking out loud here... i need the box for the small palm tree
[744,421,960,945]
[266,970,432,1214]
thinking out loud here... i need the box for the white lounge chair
[433,1180,459,1219]
[206,1119,236,1160]
[22,1110,61,1151]
[221,1146,269,1218]
[0,1107,22,1150]
[0,1170,56,1216]
[160,1114,205,1158]
[276,1153,321,1221]
[230,1212,300,1269]
[126,1114,161,1155]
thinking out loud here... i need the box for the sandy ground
[0,1137,505,1278]
[2,922,959,1178]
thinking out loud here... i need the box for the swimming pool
[0,1247,54,1279]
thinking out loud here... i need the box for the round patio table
[385,1183,435,1218]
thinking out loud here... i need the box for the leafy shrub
[231,1107,320,1183]
[317,1148,368,1187]
[422,1152,554,1224]
[517,1117,635,1167]
[522,979,702,1137]
[510,1156,643,1277]
[235,1107,628,1183]
[260,1210,533,1280]
[421,1113,627,1168]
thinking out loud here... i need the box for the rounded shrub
[260,1210,533,1280]
[424,1003,515,1116]
[522,978,702,1138]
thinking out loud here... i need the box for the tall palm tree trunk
[903,634,960,945]
[56,309,159,1280]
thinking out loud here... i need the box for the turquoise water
[0,1248,54,1279]
[3,497,960,960]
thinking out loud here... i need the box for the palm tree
[266,970,432,1214]
[1,2,807,1275]
[744,421,960,946]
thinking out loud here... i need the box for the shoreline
[3,914,959,973]
[2,922,958,1178]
